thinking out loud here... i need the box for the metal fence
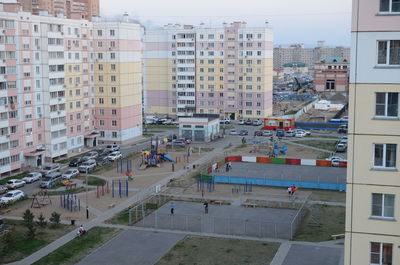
[128,194,171,225]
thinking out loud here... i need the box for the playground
[134,201,302,239]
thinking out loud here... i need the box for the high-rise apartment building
[16,0,99,20]
[0,2,142,175]
[345,0,400,264]
[273,43,350,69]
[144,22,273,120]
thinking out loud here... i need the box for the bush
[37,213,47,228]
[23,209,36,239]
[49,212,61,227]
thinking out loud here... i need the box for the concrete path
[281,244,342,265]
[77,230,184,265]
[10,147,223,265]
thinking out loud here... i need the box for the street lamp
[85,168,89,219]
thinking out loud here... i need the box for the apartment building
[0,3,142,175]
[273,42,350,70]
[17,0,100,21]
[345,0,400,264]
[144,22,273,120]
[313,57,349,93]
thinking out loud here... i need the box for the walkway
[10,147,224,265]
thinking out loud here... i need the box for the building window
[378,40,400,65]
[380,0,400,12]
[326,79,335,90]
[370,242,393,265]
[372,193,395,218]
[112,120,117,126]
[376,92,398,117]
[112,132,117,138]
[100,131,105,137]
[111,98,116,104]
[374,143,397,168]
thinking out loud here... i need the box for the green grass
[45,187,88,196]
[156,236,280,265]
[284,110,298,115]
[295,140,337,152]
[294,205,345,242]
[0,172,28,185]
[106,208,130,225]
[32,227,121,265]
[310,190,346,203]
[86,176,106,186]
[56,152,89,164]
[143,133,154,137]
[0,220,74,263]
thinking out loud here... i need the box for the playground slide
[162,155,174,162]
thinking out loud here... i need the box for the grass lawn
[106,208,130,225]
[45,187,88,196]
[56,152,89,164]
[0,220,75,263]
[143,133,154,137]
[294,140,337,152]
[156,236,280,265]
[310,190,346,203]
[33,226,121,265]
[294,205,345,242]
[86,176,106,186]
[0,172,28,185]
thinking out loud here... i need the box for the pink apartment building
[313,57,349,93]
[0,2,142,176]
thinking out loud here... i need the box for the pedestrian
[228,161,232,170]
[226,163,229,172]
[203,201,208,214]
[287,186,292,196]
[170,202,175,215]
[292,186,298,196]
[201,189,204,198]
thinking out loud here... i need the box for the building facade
[273,42,350,70]
[313,57,349,93]
[144,22,273,120]
[345,0,400,264]
[17,0,100,21]
[0,3,142,175]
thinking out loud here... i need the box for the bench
[65,216,79,225]
[108,203,116,209]
[242,202,257,208]
[331,234,345,240]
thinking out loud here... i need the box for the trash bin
[71,219,75,226]
[193,164,196,169]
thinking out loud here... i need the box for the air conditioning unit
[6,134,10,138]
[36,145,45,151]
[57,110,61,114]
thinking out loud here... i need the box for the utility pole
[85,168,89,219]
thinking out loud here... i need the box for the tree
[22,209,36,239]
[2,232,13,252]
[36,213,47,228]
[49,211,61,227]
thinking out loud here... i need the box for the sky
[100,0,352,47]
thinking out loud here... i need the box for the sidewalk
[9,147,223,265]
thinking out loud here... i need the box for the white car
[331,158,347,167]
[106,144,120,152]
[22,172,42,183]
[295,129,311,136]
[107,151,122,161]
[229,129,238,135]
[285,130,296,137]
[6,179,26,189]
[62,169,80,180]
[238,119,245,125]
[295,131,307,138]
[0,190,25,204]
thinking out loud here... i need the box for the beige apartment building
[345,0,400,264]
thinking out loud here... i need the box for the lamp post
[85,168,89,219]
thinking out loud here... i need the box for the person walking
[228,161,232,170]
[170,202,175,215]
[203,201,209,214]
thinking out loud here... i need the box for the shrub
[49,211,61,227]
[23,209,36,239]
[37,213,47,228]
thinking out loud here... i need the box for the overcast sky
[100,0,352,47]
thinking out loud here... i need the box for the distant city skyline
[100,0,352,46]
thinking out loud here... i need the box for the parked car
[62,169,80,180]
[172,140,186,147]
[0,185,8,195]
[239,130,248,136]
[107,151,123,161]
[229,129,238,135]
[336,143,347,152]
[167,134,178,142]
[22,172,42,183]
[0,190,25,204]
[6,179,26,189]
[106,144,120,152]
[40,172,62,189]
[252,119,262,126]
[69,157,85,167]
[96,148,111,157]
[331,158,347,167]
[87,151,99,159]
[95,156,111,166]
[40,164,61,176]
[339,136,348,145]
[162,119,173,125]
[238,119,245,125]
[262,130,273,137]
[337,124,348,134]
[254,130,263,137]
[295,129,311,136]
[244,119,253,125]
[285,130,296,137]
[176,138,191,144]
[78,159,97,173]
[276,129,285,138]
[219,118,230,124]
[295,131,307,138]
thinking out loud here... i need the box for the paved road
[281,244,342,265]
[211,162,346,183]
[77,230,184,265]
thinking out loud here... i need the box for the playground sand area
[228,141,331,159]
